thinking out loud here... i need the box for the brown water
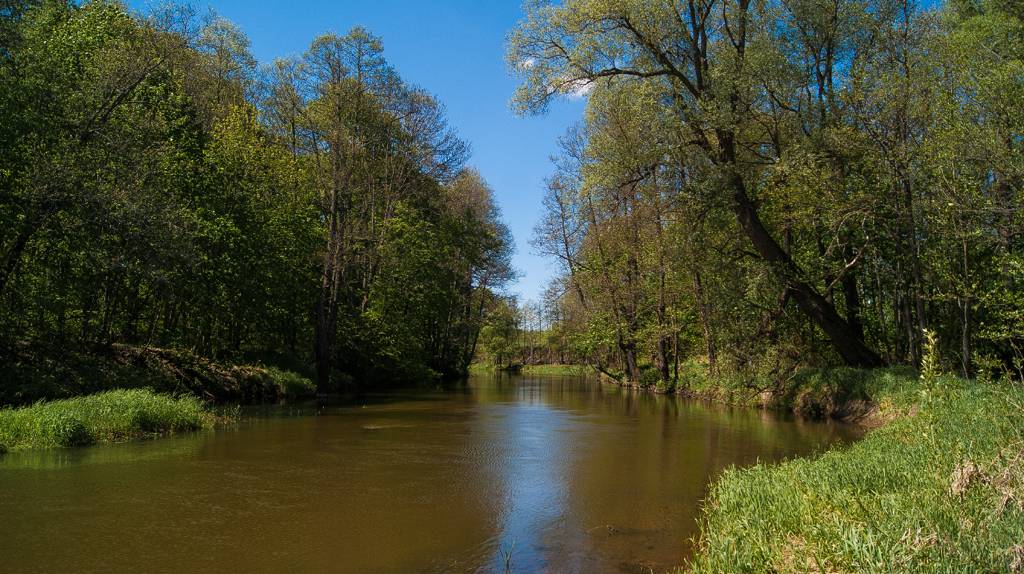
[0,373,858,573]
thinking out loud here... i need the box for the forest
[479,0,1024,387]
[0,0,514,394]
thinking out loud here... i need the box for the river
[0,373,858,573]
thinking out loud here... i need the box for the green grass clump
[522,364,589,376]
[469,363,591,376]
[0,389,214,450]
[264,367,316,398]
[468,363,496,374]
[686,372,1024,573]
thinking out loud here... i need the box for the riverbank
[0,389,219,450]
[684,370,1024,572]
[588,362,917,423]
[674,366,922,423]
[468,363,587,376]
[522,362,1023,570]
[0,343,315,406]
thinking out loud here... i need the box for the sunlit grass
[685,372,1024,572]
[0,389,215,450]
[469,363,589,376]
[521,364,589,376]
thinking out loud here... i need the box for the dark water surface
[0,374,858,573]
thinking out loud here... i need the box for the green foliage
[0,344,315,406]
[0,389,213,450]
[686,372,1024,573]
[638,367,662,388]
[263,367,316,399]
[511,0,1024,381]
[477,296,522,368]
[921,329,942,388]
[521,364,588,376]
[0,2,512,392]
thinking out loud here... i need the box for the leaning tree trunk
[720,135,882,368]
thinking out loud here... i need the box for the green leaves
[0,3,508,386]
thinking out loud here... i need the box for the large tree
[509,0,883,366]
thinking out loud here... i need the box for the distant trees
[476,295,565,368]
[509,0,1023,383]
[0,1,513,389]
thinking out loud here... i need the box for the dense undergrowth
[0,389,216,450]
[0,343,315,406]
[685,370,1024,573]
[674,365,922,420]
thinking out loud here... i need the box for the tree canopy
[0,0,514,388]
[508,0,1023,382]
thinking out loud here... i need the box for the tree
[509,0,883,367]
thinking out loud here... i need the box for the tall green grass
[263,366,316,398]
[686,372,1024,572]
[0,389,214,450]
[521,364,589,376]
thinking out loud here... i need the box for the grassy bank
[586,360,919,421]
[468,363,588,376]
[675,365,922,421]
[0,343,315,406]
[0,389,217,450]
[521,364,589,376]
[685,370,1024,572]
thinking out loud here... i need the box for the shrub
[638,367,662,388]
[265,367,316,398]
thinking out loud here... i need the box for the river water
[0,373,858,573]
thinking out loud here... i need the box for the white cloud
[518,57,537,72]
[562,78,593,99]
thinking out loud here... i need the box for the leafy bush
[264,367,316,398]
[638,367,662,388]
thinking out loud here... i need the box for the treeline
[506,0,1022,383]
[0,1,513,391]
[474,296,568,368]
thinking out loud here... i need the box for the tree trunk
[314,294,334,395]
[960,235,971,378]
[0,221,37,297]
[903,178,926,365]
[840,244,865,342]
[720,143,882,367]
[620,341,640,383]
[692,270,718,376]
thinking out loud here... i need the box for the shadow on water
[0,372,860,573]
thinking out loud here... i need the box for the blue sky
[134,0,584,303]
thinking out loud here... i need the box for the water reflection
[0,373,858,573]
